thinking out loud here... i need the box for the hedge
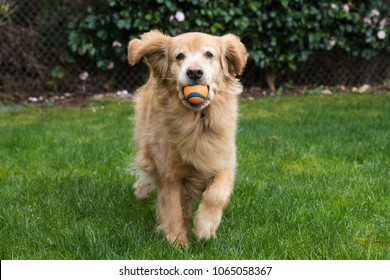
[67,0,390,91]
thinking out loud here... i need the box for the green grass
[0,94,389,260]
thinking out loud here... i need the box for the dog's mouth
[179,85,211,112]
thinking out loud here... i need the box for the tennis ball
[183,84,208,104]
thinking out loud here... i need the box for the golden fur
[128,30,247,247]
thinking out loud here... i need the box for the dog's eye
[176,53,185,61]
[205,51,213,59]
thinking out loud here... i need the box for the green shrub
[67,0,390,91]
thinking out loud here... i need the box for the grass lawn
[0,93,389,260]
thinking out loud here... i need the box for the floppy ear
[128,30,171,77]
[221,34,247,76]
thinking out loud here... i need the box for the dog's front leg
[194,168,234,240]
[156,182,189,247]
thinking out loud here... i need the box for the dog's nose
[186,66,204,80]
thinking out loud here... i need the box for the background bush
[67,0,390,91]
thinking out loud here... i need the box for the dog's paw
[157,226,189,248]
[133,181,153,200]
[193,220,217,241]
[193,209,221,241]
[169,233,189,248]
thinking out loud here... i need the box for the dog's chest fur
[164,99,236,175]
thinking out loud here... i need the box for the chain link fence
[0,0,147,97]
[279,50,390,86]
[1,0,390,97]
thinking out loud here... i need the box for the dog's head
[128,30,247,111]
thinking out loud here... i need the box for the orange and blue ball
[183,84,209,104]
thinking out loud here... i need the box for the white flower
[329,37,336,47]
[370,9,380,17]
[175,11,185,22]
[79,71,89,81]
[116,90,130,97]
[28,97,38,102]
[112,41,122,47]
[377,30,386,40]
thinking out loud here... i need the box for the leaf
[97,60,105,68]
[96,30,108,40]
[211,22,224,33]
[108,0,116,7]
[288,61,297,70]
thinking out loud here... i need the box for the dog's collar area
[194,111,206,118]
[194,111,207,128]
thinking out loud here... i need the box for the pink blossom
[377,30,386,40]
[169,15,174,22]
[79,71,89,81]
[107,62,114,70]
[329,37,336,47]
[366,37,372,43]
[363,17,372,25]
[175,11,185,22]
[379,18,387,27]
[112,41,122,47]
[343,4,350,13]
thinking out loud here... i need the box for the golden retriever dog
[128,30,247,247]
